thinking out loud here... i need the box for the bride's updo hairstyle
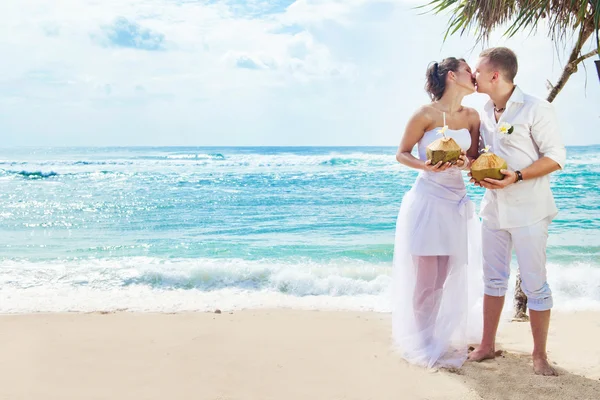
[425,57,465,101]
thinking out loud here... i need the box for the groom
[468,47,566,375]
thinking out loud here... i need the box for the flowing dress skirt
[391,174,483,368]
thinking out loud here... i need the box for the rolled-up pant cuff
[526,296,553,311]
[484,286,507,297]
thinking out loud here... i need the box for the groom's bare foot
[468,346,496,362]
[533,354,558,376]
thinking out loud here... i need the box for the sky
[1,0,598,147]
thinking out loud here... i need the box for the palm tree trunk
[546,24,595,103]
[512,273,529,321]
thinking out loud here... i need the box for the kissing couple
[391,47,566,376]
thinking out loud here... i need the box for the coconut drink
[470,146,508,182]
[426,123,461,165]
[426,135,462,165]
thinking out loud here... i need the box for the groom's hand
[481,169,517,190]
[467,172,482,187]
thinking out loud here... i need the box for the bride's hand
[424,159,452,172]
[455,152,470,170]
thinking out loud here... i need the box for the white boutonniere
[498,122,514,135]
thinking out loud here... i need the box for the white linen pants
[482,216,553,311]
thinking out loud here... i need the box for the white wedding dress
[391,122,483,368]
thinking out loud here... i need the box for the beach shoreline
[1,309,598,400]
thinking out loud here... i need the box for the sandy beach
[0,310,598,400]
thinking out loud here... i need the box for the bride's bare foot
[533,354,558,376]
[468,346,496,362]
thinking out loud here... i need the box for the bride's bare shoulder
[410,104,437,123]
[463,107,480,119]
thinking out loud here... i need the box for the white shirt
[479,86,567,230]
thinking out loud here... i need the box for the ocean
[1,146,598,313]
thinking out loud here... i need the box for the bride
[391,57,483,368]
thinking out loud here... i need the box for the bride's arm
[395,107,451,172]
[465,107,481,164]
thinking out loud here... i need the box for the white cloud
[0,0,597,146]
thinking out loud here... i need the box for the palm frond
[423,0,600,54]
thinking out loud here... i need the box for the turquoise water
[0,146,598,312]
